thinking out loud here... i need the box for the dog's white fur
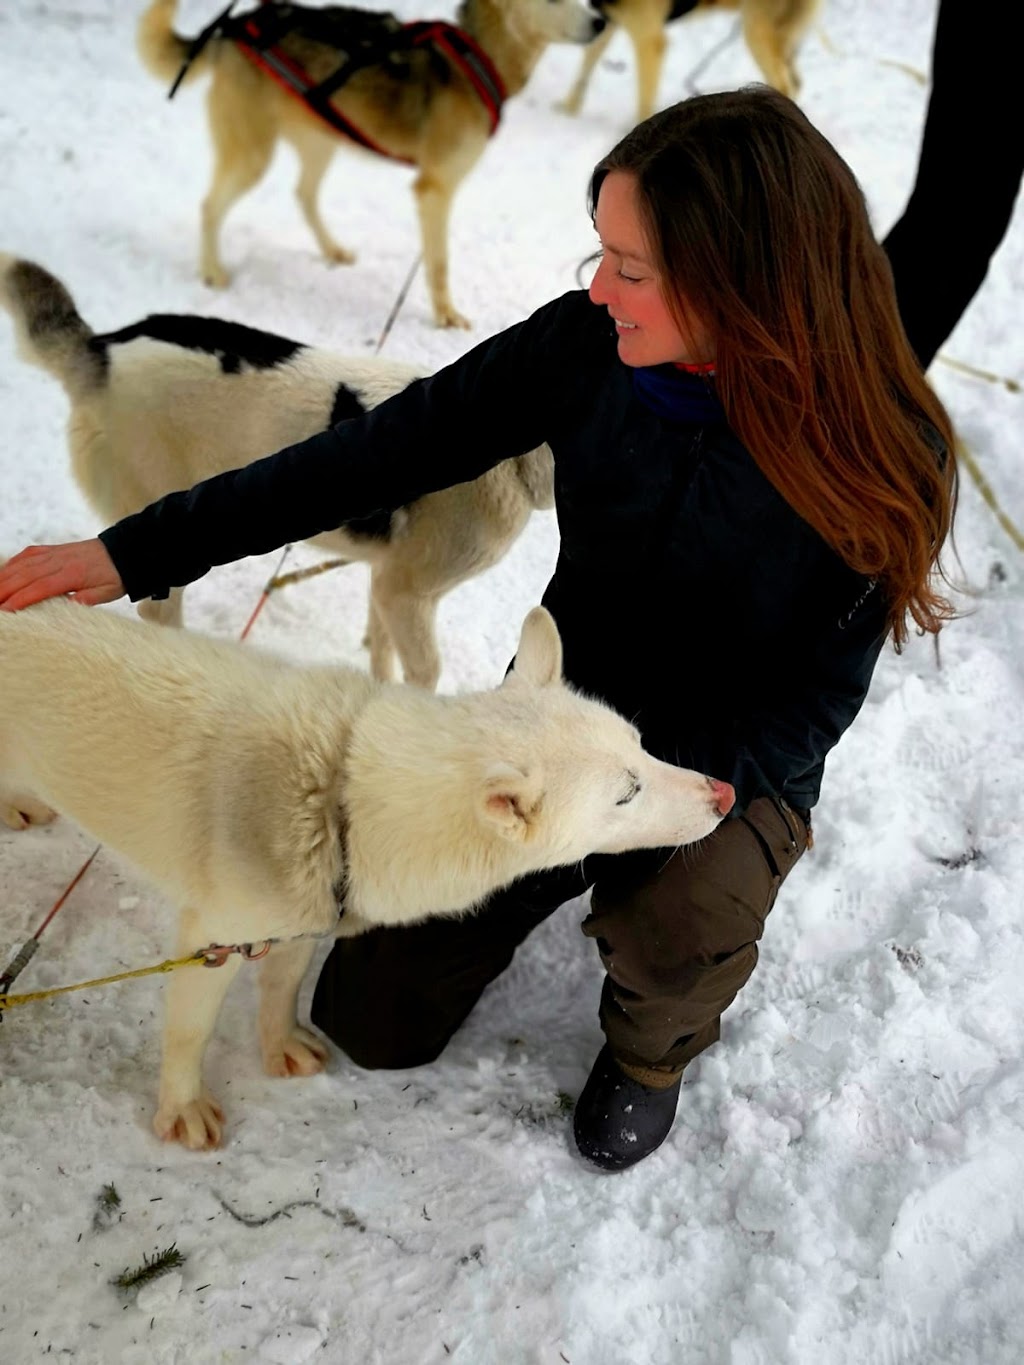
[561,0,821,124]
[137,0,604,328]
[0,253,554,690]
[0,600,730,1149]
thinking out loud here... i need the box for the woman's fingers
[0,540,125,610]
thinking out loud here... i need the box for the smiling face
[588,170,713,369]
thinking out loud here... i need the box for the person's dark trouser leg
[883,0,1023,370]
[582,796,810,1081]
[310,865,590,1069]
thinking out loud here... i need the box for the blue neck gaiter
[631,364,725,425]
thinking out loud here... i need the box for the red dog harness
[170,3,506,163]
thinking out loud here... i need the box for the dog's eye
[616,772,641,806]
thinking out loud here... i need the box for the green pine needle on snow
[112,1244,186,1292]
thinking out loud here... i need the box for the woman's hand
[0,540,125,611]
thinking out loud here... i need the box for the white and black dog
[0,254,554,689]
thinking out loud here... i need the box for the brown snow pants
[310,796,810,1077]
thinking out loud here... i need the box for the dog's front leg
[258,938,328,1078]
[742,10,802,99]
[199,82,275,289]
[558,21,615,115]
[0,790,58,830]
[154,911,243,1151]
[627,11,669,123]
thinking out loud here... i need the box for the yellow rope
[937,354,1020,394]
[876,58,927,85]
[0,952,206,1011]
[956,440,1024,553]
[268,557,350,592]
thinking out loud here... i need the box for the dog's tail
[137,0,209,89]
[0,255,105,399]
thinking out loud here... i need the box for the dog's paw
[262,1027,329,1079]
[2,798,58,830]
[323,243,356,266]
[202,264,230,290]
[153,1092,226,1151]
[435,305,472,330]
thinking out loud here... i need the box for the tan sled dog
[0,254,554,690]
[138,0,604,327]
[562,0,821,123]
[0,600,734,1148]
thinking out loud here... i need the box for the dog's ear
[479,762,542,839]
[509,606,563,688]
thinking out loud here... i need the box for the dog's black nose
[591,15,607,36]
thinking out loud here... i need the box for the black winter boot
[573,1045,683,1171]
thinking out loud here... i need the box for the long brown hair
[590,87,958,648]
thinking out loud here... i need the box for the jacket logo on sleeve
[838,579,877,630]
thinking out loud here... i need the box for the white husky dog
[0,253,555,690]
[0,600,734,1150]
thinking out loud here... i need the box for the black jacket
[100,290,890,813]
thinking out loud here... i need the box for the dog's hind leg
[258,938,328,1078]
[414,161,477,330]
[138,587,184,629]
[371,576,442,691]
[154,910,244,1150]
[559,21,616,115]
[200,78,276,288]
[292,132,355,266]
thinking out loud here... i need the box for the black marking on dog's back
[329,380,367,427]
[89,315,305,374]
